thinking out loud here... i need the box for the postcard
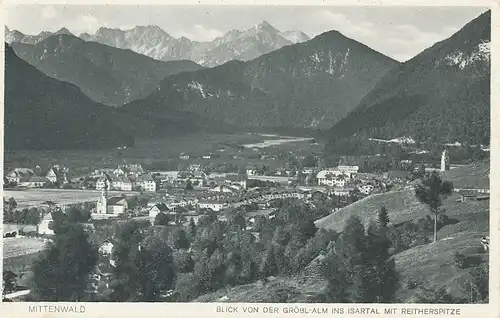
[1,0,498,317]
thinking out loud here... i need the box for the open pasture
[3,237,49,259]
[3,188,135,209]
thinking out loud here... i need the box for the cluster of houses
[92,164,157,192]
[4,165,70,188]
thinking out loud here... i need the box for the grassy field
[193,275,327,303]
[442,159,489,189]
[3,251,43,287]
[315,189,426,232]
[3,237,49,258]
[3,188,136,209]
[315,189,489,233]
[395,231,489,301]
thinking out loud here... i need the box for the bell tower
[440,149,450,172]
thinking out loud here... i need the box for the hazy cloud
[172,24,224,41]
[75,15,100,34]
[41,5,57,20]
[312,10,375,38]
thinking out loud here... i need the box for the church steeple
[98,178,109,214]
[441,148,450,172]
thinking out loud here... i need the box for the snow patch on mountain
[442,40,490,69]
[282,30,310,43]
[187,81,207,98]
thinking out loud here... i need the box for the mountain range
[10,34,202,106]
[326,10,491,151]
[79,21,309,67]
[122,30,398,129]
[4,43,133,150]
[5,22,309,68]
[5,26,74,44]
[5,10,491,151]
[4,42,230,150]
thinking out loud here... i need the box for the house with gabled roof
[136,174,156,192]
[37,212,54,235]
[19,176,50,188]
[149,203,169,220]
[5,168,35,184]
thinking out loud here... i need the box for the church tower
[440,149,450,172]
[97,179,109,214]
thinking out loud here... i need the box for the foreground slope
[327,10,490,148]
[4,44,134,150]
[442,159,490,189]
[123,30,398,129]
[11,34,202,106]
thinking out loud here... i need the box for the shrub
[405,277,422,290]
[453,252,467,269]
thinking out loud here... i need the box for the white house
[302,167,316,175]
[121,177,133,191]
[106,197,128,215]
[19,176,50,188]
[198,201,229,212]
[209,185,234,193]
[5,168,35,184]
[45,165,69,184]
[332,188,352,197]
[98,240,114,256]
[148,203,169,220]
[38,212,54,235]
[113,167,125,176]
[136,174,157,192]
[96,174,112,191]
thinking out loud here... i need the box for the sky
[5,5,489,61]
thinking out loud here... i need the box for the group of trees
[320,211,398,303]
[3,205,42,226]
[31,207,98,301]
[93,200,338,302]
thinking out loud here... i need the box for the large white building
[136,174,157,192]
[317,169,350,187]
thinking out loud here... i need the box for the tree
[361,222,398,302]
[377,206,390,228]
[109,220,148,301]
[322,216,398,303]
[135,235,175,301]
[32,222,98,301]
[466,263,489,303]
[415,173,453,242]
[172,228,190,250]
[154,213,171,226]
[187,217,197,242]
[3,270,17,296]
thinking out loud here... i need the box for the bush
[405,277,422,290]
[453,252,467,269]
[154,213,171,226]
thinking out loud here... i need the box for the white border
[0,1,498,318]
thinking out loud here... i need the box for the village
[2,145,491,300]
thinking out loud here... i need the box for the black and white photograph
[1,2,493,307]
